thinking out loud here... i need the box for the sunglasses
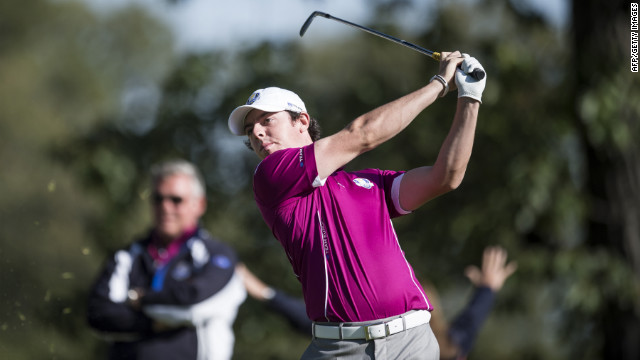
[152,193,184,205]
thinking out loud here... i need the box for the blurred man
[87,160,245,360]
[228,52,486,359]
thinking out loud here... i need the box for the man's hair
[150,159,206,198]
[293,111,322,141]
[243,111,322,151]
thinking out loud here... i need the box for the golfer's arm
[313,81,443,179]
[399,98,479,211]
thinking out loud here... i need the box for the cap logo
[287,102,303,112]
[246,91,261,105]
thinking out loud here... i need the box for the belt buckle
[364,323,387,341]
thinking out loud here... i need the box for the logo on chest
[171,261,192,281]
[352,177,374,189]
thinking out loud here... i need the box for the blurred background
[1,0,638,359]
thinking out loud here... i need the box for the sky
[80,0,569,54]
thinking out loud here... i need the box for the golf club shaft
[301,11,440,60]
[300,11,485,81]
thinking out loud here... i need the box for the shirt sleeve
[253,145,318,209]
[377,169,408,218]
[266,289,312,336]
[86,254,153,335]
[142,271,246,326]
[447,286,496,355]
[390,173,412,216]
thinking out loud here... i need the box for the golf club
[299,11,485,81]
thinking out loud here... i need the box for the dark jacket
[87,228,245,360]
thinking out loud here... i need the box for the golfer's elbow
[443,179,462,192]
[358,131,380,153]
[346,121,382,153]
[441,168,467,191]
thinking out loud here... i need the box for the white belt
[312,310,431,341]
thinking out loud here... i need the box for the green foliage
[578,70,640,151]
[0,0,174,358]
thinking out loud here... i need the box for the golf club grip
[433,52,485,80]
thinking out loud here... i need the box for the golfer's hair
[289,111,322,141]
[150,159,206,198]
[243,111,322,151]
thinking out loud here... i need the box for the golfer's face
[151,174,205,240]
[244,110,297,159]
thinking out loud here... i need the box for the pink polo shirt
[253,144,431,322]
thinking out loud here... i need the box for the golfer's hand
[455,54,486,103]
[464,246,517,291]
[438,51,465,91]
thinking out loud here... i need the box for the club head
[299,11,330,37]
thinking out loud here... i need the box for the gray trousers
[300,323,439,360]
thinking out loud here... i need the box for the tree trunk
[572,0,640,359]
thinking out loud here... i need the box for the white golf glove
[455,55,486,103]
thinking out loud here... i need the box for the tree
[0,1,174,358]
[570,0,640,358]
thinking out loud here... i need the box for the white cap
[228,87,307,136]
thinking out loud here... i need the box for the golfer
[228,51,486,359]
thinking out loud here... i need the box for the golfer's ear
[298,112,310,132]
